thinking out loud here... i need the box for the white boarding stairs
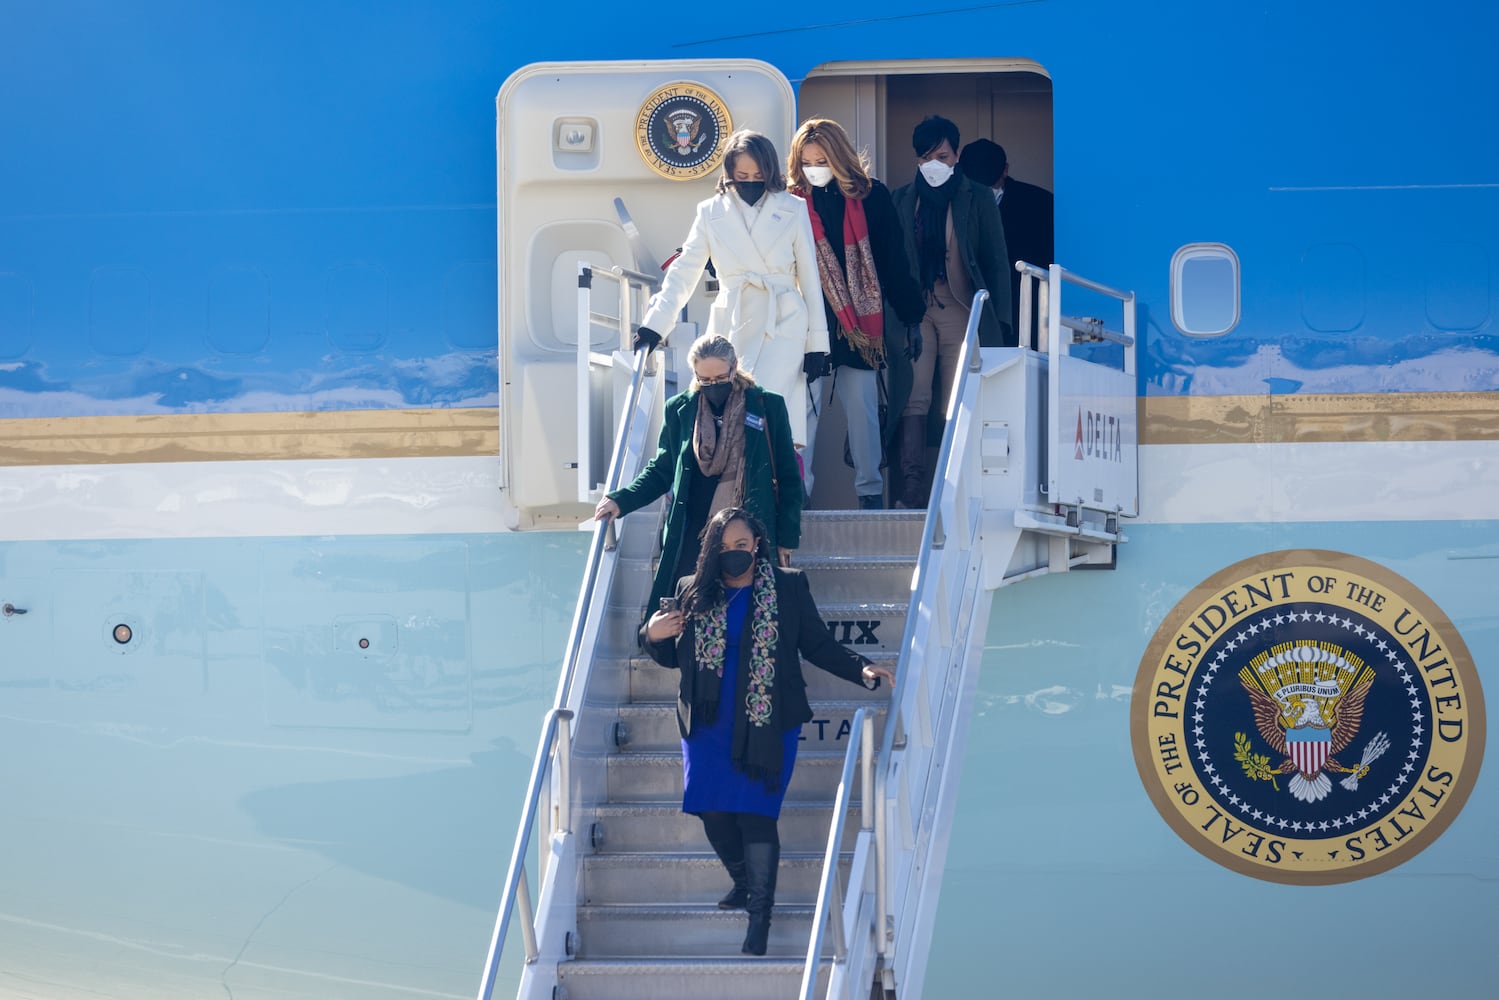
[478,262,1138,999]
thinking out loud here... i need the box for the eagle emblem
[1237,641,1389,802]
[664,109,705,157]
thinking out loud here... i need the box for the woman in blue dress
[641,506,894,955]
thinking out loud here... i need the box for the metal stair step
[582,851,853,907]
[587,802,867,855]
[604,750,870,803]
[613,699,889,752]
[556,957,831,1000]
[797,508,924,558]
[794,555,915,604]
[627,651,898,703]
[575,903,830,959]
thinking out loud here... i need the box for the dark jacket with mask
[640,566,876,739]
[607,384,802,615]
[890,174,1014,349]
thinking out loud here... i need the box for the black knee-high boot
[699,812,748,910]
[740,839,779,956]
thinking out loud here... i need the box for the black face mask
[720,548,755,579]
[701,381,733,411]
[733,180,765,205]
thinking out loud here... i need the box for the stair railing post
[1017,260,1034,351]
[576,263,593,504]
[555,711,573,835]
[875,746,890,963]
[516,870,538,963]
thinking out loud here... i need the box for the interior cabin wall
[795,67,1054,510]
[879,71,1054,192]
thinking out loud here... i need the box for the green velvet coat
[607,384,803,616]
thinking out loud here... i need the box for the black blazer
[998,176,1055,342]
[641,566,877,738]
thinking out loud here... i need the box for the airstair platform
[482,264,1138,1000]
[554,511,916,999]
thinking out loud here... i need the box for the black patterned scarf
[691,557,784,789]
[914,171,960,294]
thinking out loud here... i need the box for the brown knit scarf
[692,385,747,519]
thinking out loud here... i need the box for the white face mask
[919,159,954,186]
[802,165,834,188]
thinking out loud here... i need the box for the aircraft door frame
[495,60,795,529]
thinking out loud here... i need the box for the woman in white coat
[634,130,829,449]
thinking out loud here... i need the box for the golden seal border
[633,80,733,182]
[1130,548,1486,885]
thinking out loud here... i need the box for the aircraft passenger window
[1171,243,1239,336]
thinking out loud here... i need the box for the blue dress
[681,586,801,818]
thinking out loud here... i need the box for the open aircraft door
[496,61,795,529]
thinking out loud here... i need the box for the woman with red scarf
[787,118,926,509]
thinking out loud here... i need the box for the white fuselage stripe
[0,440,1495,540]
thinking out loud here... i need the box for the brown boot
[897,415,928,509]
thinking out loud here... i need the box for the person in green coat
[594,333,804,617]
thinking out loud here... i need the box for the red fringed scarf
[800,190,885,367]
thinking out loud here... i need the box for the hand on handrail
[594,497,620,523]
[632,326,662,353]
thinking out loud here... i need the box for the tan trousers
[903,279,970,418]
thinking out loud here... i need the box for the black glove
[632,326,662,353]
[802,351,829,382]
[904,324,923,363]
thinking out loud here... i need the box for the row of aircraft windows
[1171,240,1492,337]
[0,247,1488,356]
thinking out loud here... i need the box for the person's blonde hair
[786,117,872,200]
[715,130,785,195]
[686,333,757,391]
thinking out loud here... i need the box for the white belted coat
[640,189,829,446]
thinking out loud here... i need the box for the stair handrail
[799,709,875,998]
[476,315,657,998]
[1017,260,1136,353]
[870,289,989,993]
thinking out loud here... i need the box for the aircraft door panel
[259,540,472,733]
[497,60,795,528]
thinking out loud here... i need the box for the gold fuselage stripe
[0,393,1494,466]
[0,408,499,465]
[1141,392,1499,444]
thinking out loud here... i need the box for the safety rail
[874,289,989,995]
[799,710,875,998]
[475,708,573,1000]
[476,338,657,1000]
[576,263,661,505]
[1018,261,1138,525]
[798,291,990,999]
[1016,260,1136,354]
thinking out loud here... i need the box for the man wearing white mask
[889,115,1011,508]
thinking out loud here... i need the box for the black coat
[608,385,802,615]
[890,175,1014,349]
[998,176,1055,342]
[807,179,926,373]
[641,567,877,739]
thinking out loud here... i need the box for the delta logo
[1074,408,1123,462]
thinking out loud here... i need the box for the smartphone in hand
[659,597,680,614]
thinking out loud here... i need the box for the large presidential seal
[634,81,732,181]
[1132,550,1484,884]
